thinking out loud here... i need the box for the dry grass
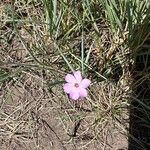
[1,0,150,150]
[0,74,129,149]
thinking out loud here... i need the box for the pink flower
[63,71,91,100]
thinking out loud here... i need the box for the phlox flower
[63,71,91,100]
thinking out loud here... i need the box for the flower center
[74,83,79,88]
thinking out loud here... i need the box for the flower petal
[69,91,80,100]
[73,71,82,83]
[63,83,73,94]
[65,74,76,83]
[81,79,91,88]
[79,88,88,97]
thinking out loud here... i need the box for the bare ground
[0,75,129,150]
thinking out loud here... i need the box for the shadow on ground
[128,38,150,149]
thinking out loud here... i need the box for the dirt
[0,79,128,150]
